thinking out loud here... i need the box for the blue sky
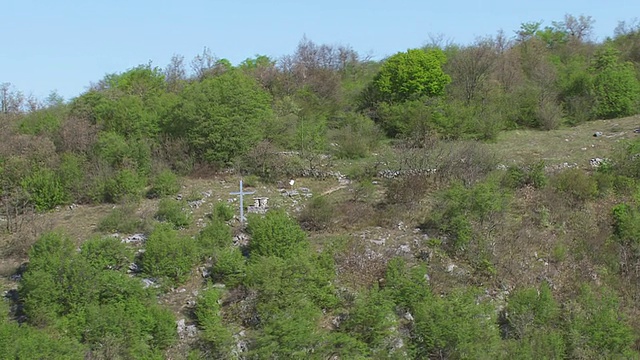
[1,0,638,101]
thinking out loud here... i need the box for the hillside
[2,17,640,358]
[0,115,639,358]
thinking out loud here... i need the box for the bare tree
[165,54,187,92]
[190,47,218,80]
[447,38,497,102]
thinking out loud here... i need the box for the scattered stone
[634,128,640,133]
[176,194,183,200]
[186,299,196,307]
[446,263,456,273]
[398,244,411,253]
[128,263,140,273]
[68,203,77,210]
[141,278,158,289]
[202,190,212,198]
[593,131,603,137]
[404,312,414,322]
[233,233,249,247]
[188,199,205,209]
[496,164,507,170]
[589,157,609,168]
[122,233,146,244]
[369,238,386,246]
[177,319,198,339]
[199,266,210,278]
[9,274,21,282]
[212,283,226,289]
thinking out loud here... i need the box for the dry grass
[488,115,640,167]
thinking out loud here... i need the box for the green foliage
[368,48,451,104]
[20,167,69,211]
[194,287,234,357]
[18,108,63,136]
[80,236,134,271]
[430,179,509,251]
[140,223,197,283]
[551,168,599,201]
[247,209,308,258]
[213,201,235,222]
[590,46,640,119]
[155,198,192,228]
[97,204,145,234]
[245,250,337,312]
[169,69,273,164]
[250,297,324,359]
[17,231,176,357]
[412,289,501,359]
[196,218,233,258]
[505,283,560,340]
[565,285,635,358]
[0,320,86,359]
[147,169,180,198]
[58,152,87,200]
[102,168,145,203]
[611,203,640,245]
[212,246,246,286]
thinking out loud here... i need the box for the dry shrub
[56,116,98,154]
[0,132,58,168]
[384,174,432,206]
[334,200,376,229]
[2,211,53,258]
[536,96,564,130]
[334,236,391,289]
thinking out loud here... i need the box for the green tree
[168,69,273,164]
[366,48,451,105]
[590,46,640,119]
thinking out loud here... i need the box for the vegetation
[3,14,640,358]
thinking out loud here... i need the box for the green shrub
[506,283,560,340]
[195,287,234,357]
[329,113,381,159]
[611,203,640,245]
[147,169,180,198]
[213,202,235,222]
[140,223,197,283]
[80,236,134,271]
[247,210,308,259]
[196,218,233,258]
[502,161,547,189]
[20,168,69,211]
[212,246,246,286]
[552,168,598,201]
[58,152,87,201]
[98,168,145,203]
[565,285,635,357]
[97,204,145,234]
[155,198,191,228]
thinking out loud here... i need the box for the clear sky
[2,0,638,101]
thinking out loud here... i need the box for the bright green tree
[367,48,451,105]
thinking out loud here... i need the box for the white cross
[230,179,255,224]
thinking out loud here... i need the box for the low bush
[298,195,335,231]
[147,169,180,198]
[551,168,598,201]
[213,202,235,222]
[196,218,233,258]
[97,204,145,234]
[155,198,191,228]
[247,210,308,259]
[20,168,69,211]
[140,223,197,283]
[80,236,134,271]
